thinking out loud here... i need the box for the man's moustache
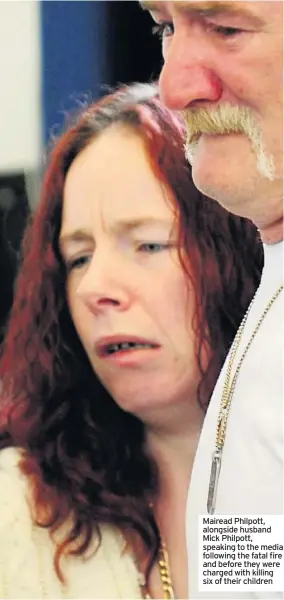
[183,104,254,144]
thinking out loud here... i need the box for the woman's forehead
[61,128,176,234]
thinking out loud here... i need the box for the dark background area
[0,0,162,341]
[0,174,30,342]
[106,1,162,86]
[41,0,162,142]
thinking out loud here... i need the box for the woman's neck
[145,394,204,493]
[146,410,203,541]
[144,399,204,599]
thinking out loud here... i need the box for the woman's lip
[94,335,160,358]
[101,345,161,365]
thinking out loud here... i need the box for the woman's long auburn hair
[0,84,263,582]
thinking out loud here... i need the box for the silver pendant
[207,451,222,514]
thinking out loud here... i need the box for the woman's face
[60,125,203,421]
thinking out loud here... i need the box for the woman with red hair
[0,83,262,599]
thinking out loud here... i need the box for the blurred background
[0,0,162,341]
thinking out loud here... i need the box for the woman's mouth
[104,341,156,355]
[95,336,160,359]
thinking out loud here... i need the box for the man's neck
[259,217,283,245]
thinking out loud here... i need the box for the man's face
[141,1,283,230]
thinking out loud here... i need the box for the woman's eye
[138,242,170,253]
[67,255,90,271]
[152,22,174,40]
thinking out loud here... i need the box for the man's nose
[76,255,131,314]
[159,34,223,110]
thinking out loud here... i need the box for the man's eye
[67,255,90,271]
[152,22,174,40]
[210,25,243,37]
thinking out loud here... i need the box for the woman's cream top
[0,447,143,599]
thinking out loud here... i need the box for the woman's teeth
[107,342,154,355]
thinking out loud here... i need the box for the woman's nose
[76,254,132,314]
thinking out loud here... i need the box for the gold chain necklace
[207,283,283,514]
[157,537,175,599]
[138,535,175,599]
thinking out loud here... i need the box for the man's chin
[185,141,198,166]
[186,130,277,183]
[185,134,218,166]
[186,139,231,201]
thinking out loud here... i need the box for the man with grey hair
[140,1,283,598]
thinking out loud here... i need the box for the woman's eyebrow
[112,217,172,234]
[59,218,172,249]
[59,229,94,250]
